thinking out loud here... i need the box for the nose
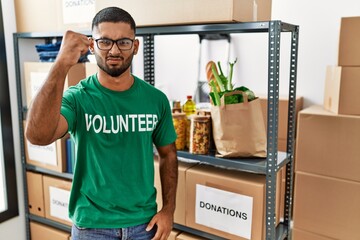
[109,42,122,54]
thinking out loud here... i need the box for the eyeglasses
[94,38,134,51]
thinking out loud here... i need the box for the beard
[95,52,134,77]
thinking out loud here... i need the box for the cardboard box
[154,158,198,225]
[185,164,281,240]
[293,171,360,239]
[24,62,93,107]
[15,0,59,32]
[43,175,72,226]
[24,122,68,172]
[176,232,207,240]
[292,228,332,240]
[324,65,360,115]
[260,96,303,151]
[169,229,182,240]
[15,0,95,32]
[26,171,45,217]
[295,105,360,182]
[24,120,68,172]
[338,16,360,66]
[30,221,70,240]
[16,0,271,32]
[97,0,272,26]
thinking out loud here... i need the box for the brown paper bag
[211,91,267,158]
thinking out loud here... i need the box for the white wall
[0,0,26,239]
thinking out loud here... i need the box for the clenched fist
[56,30,91,68]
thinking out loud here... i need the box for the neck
[97,70,134,91]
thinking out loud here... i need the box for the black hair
[92,7,136,33]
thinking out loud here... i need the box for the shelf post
[284,24,300,239]
[143,34,155,86]
[13,33,31,240]
[266,20,281,240]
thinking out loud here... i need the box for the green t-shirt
[60,74,177,228]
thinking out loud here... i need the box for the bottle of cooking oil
[182,95,196,116]
[182,95,196,149]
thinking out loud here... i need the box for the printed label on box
[62,0,95,24]
[26,140,57,166]
[195,184,253,239]
[49,186,71,223]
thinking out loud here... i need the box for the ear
[133,39,140,55]
[88,37,95,54]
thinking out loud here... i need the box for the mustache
[106,54,124,60]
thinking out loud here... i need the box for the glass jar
[189,115,211,154]
[172,113,187,150]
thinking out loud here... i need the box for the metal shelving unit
[14,20,299,240]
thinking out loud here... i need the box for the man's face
[91,22,139,77]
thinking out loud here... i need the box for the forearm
[26,61,69,145]
[158,144,178,214]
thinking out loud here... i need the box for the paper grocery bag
[211,91,267,158]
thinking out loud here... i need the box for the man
[26,7,178,240]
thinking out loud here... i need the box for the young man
[26,7,178,240]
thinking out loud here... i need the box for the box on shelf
[324,65,360,115]
[24,121,68,173]
[23,121,68,172]
[293,171,360,240]
[30,221,70,240]
[154,158,198,225]
[185,164,281,240]
[338,16,360,66]
[96,0,272,26]
[176,232,208,240]
[16,0,272,32]
[259,95,303,152]
[15,0,94,32]
[24,62,96,108]
[169,229,182,240]
[43,175,72,226]
[26,171,45,217]
[292,227,332,240]
[295,105,360,182]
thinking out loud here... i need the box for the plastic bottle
[182,95,196,149]
[182,95,196,116]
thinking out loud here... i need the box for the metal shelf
[177,150,289,174]
[26,165,73,180]
[29,214,71,233]
[15,20,299,240]
[174,222,289,240]
[13,21,297,38]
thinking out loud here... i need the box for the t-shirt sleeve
[152,93,177,147]
[60,88,77,134]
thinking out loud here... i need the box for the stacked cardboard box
[293,106,360,239]
[293,18,360,238]
[324,17,360,115]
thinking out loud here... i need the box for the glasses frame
[94,37,135,51]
